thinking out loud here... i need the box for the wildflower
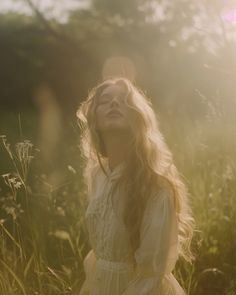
[2,173,10,178]
[0,219,6,225]
[2,173,23,190]
[15,140,34,180]
[16,140,33,162]
[0,136,13,159]
[2,173,11,187]
[68,165,76,174]
[14,181,23,189]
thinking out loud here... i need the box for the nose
[110,95,119,106]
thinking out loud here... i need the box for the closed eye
[98,93,126,105]
[98,94,111,104]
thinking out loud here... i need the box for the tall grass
[161,96,236,294]
[0,135,88,294]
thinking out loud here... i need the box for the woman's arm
[121,187,179,295]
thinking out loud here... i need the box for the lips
[107,110,122,117]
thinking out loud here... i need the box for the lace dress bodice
[79,160,185,295]
[85,169,133,263]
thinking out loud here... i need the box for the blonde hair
[77,77,196,264]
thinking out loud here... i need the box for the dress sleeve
[121,187,179,295]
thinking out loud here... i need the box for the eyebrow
[100,92,112,98]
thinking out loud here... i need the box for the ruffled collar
[103,159,125,182]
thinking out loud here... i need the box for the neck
[102,131,131,171]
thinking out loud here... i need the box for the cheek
[95,108,106,126]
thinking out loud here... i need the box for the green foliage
[0,0,236,293]
[0,135,88,294]
[1,0,235,116]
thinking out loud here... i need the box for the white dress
[79,160,185,295]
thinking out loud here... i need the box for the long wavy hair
[76,76,196,265]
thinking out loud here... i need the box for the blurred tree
[0,0,235,118]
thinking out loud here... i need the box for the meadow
[1,0,236,293]
[0,101,235,295]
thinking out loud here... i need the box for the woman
[76,77,195,295]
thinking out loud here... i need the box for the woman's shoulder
[149,176,175,210]
[151,175,173,196]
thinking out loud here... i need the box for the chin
[103,123,129,132]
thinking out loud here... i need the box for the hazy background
[0,1,235,294]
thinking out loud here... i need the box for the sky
[0,0,91,22]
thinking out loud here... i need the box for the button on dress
[79,160,185,295]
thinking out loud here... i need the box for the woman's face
[95,83,131,134]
